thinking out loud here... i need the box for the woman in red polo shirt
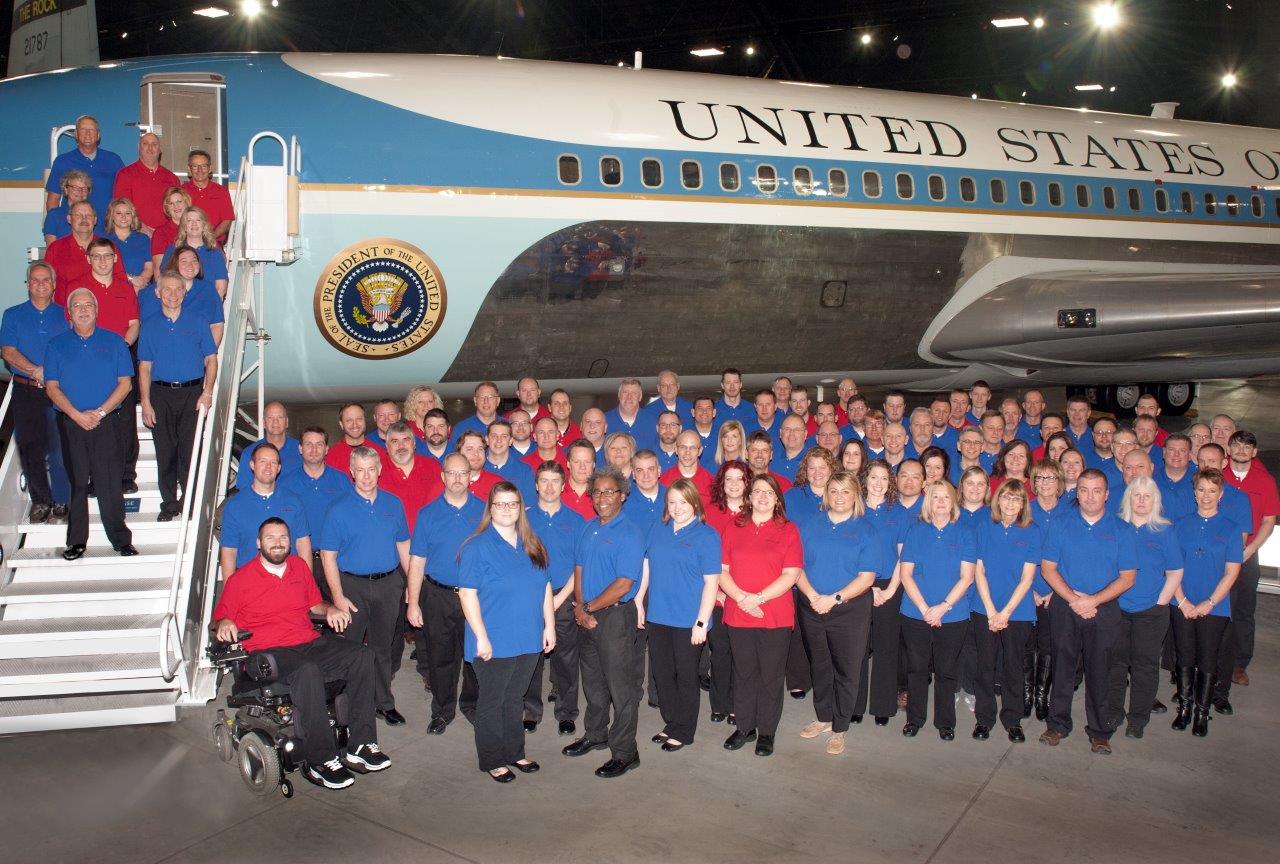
[719,474,803,757]
[704,459,749,724]
[990,439,1033,497]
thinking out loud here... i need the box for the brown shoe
[897,690,909,709]
[800,720,832,739]
[1039,729,1062,746]
[1089,736,1112,755]
[826,732,846,755]
[1233,667,1249,687]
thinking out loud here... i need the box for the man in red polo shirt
[379,421,442,527]
[661,430,714,502]
[549,388,582,449]
[112,132,180,233]
[455,430,501,500]
[45,202,126,302]
[213,517,391,789]
[182,149,235,243]
[562,438,598,518]
[325,403,384,472]
[523,416,569,473]
[506,375,550,424]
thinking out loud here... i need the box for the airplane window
[1103,186,1117,210]
[719,162,740,191]
[1180,190,1194,214]
[557,155,581,185]
[896,172,914,200]
[600,157,622,186]
[1127,188,1141,211]
[1203,192,1216,215]
[755,164,778,194]
[1019,180,1035,206]
[681,160,702,190]
[1154,189,1169,213]
[1048,182,1063,207]
[641,158,663,188]
[1250,195,1263,218]
[1225,194,1239,216]
[793,166,813,196]
[959,177,976,202]
[1076,184,1090,208]
[989,178,1006,205]
[828,169,848,196]
[927,174,945,201]
[863,171,881,198]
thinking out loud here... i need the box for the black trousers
[1216,555,1260,696]
[633,615,658,705]
[117,348,139,485]
[707,605,734,715]
[336,569,405,712]
[1048,597,1120,741]
[268,634,377,766]
[648,622,703,743]
[785,589,812,692]
[418,579,478,723]
[854,580,903,718]
[726,625,791,736]
[473,652,539,772]
[149,383,200,515]
[800,594,871,732]
[525,601,579,723]
[972,614,1034,730]
[579,602,640,760]
[1106,604,1169,732]
[901,616,967,730]
[1033,599,1054,654]
[58,410,131,549]
[12,383,55,506]
[1173,611,1229,673]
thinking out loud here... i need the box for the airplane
[2,51,1279,415]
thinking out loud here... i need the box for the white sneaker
[343,742,391,772]
[303,757,355,789]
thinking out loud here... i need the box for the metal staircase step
[0,691,177,734]
[0,578,170,604]
[0,615,166,659]
[0,652,176,698]
[8,544,177,567]
[19,513,184,548]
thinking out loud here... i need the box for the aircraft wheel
[1156,382,1196,416]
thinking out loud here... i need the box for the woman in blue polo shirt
[1028,458,1068,720]
[853,460,902,726]
[1109,476,1182,739]
[973,479,1040,743]
[458,482,555,782]
[106,197,154,291]
[899,480,977,740]
[645,479,721,751]
[796,471,878,755]
[955,466,989,716]
[166,246,226,346]
[784,447,836,525]
[1172,469,1243,738]
[159,206,229,297]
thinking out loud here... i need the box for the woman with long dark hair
[990,439,1033,497]
[853,460,902,726]
[703,460,749,723]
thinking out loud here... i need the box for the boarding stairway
[0,133,301,733]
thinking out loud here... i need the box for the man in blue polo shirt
[742,388,784,447]
[653,410,681,472]
[42,287,136,559]
[449,381,501,447]
[367,398,428,456]
[484,419,535,501]
[638,370,694,440]
[219,443,311,577]
[137,273,217,521]
[714,368,752,429]
[604,378,645,446]
[318,445,411,726]
[406,453,486,734]
[236,402,303,489]
[45,116,123,233]
[1040,469,1137,754]
[562,465,646,779]
[0,262,71,524]
[1015,389,1046,445]
[1155,434,1196,521]
[280,426,351,587]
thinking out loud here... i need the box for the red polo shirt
[114,161,180,230]
[45,234,127,303]
[379,454,443,529]
[768,471,793,493]
[802,415,817,437]
[182,179,235,234]
[468,469,502,501]
[1224,462,1280,543]
[325,437,385,473]
[721,517,802,629]
[64,273,139,339]
[555,421,583,450]
[561,482,597,519]
[661,464,714,504]
[212,555,321,652]
[150,221,180,257]
[523,449,568,473]
[506,403,550,424]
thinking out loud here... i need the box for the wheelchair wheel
[213,721,235,763]
[237,731,281,797]
[280,779,294,799]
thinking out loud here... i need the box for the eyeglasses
[591,488,622,498]
[65,184,90,193]
[1033,475,1058,482]
[490,501,522,511]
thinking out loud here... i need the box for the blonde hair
[404,386,441,423]
[162,185,192,221]
[714,420,746,465]
[821,471,866,518]
[106,196,141,232]
[918,480,960,524]
[180,206,217,249]
[1120,475,1170,530]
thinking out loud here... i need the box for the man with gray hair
[111,131,180,232]
[45,114,123,227]
[605,377,645,443]
[638,370,694,450]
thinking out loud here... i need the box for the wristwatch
[581,601,592,615]
[695,620,706,628]
[96,408,106,418]
[834,593,844,605]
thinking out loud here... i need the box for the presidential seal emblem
[314,239,446,359]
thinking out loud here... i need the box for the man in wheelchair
[213,517,392,789]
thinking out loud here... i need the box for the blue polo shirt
[279,465,351,542]
[576,513,645,602]
[449,413,493,447]
[137,279,224,325]
[713,397,753,429]
[528,504,586,590]
[46,146,124,224]
[884,497,923,547]
[1173,511,1243,616]
[1014,419,1041,446]
[622,484,666,545]
[863,501,901,579]
[646,519,721,628]
[784,484,823,525]
[932,426,959,453]
[317,489,408,574]
[1124,523,1183,613]
[367,427,429,457]
[160,243,229,284]
[409,493,485,587]
[900,520,977,624]
[800,512,880,595]
[1155,470,1196,522]
[1042,511,1138,595]
[1030,497,1074,594]
[138,308,216,382]
[774,449,807,483]
[108,231,152,279]
[979,451,999,474]
[974,519,1041,621]
[655,447,679,473]
[458,527,551,662]
[484,455,535,501]
[603,407,644,443]
[1220,485,1253,540]
[0,300,69,374]
[43,327,132,411]
[220,487,311,568]
[639,396,694,431]
[42,205,72,239]
[959,506,988,610]
[236,437,303,490]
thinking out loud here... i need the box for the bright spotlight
[1221,72,1238,88]
[241,0,263,17]
[1033,16,1045,28]
[860,33,872,45]
[1092,3,1120,30]
[745,45,755,55]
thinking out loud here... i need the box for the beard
[261,546,290,565]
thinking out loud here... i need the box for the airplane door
[139,73,228,182]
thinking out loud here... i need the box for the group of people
[3,115,233,558]
[207,370,1274,788]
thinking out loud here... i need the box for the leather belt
[343,568,397,580]
[425,574,460,593]
[153,378,203,389]
[13,375,42,388]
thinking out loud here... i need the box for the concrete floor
[3,377,1278,864]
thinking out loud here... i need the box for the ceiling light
[860,33,872,45]
[690,47,724,57]
[991,17,1030,28]
[1221,72,1238,88]
[1033,16,1045,28]
[971,93,978,99]
[241,0,263,17]
[1109,85,1117,92]
[193,6,230,17]
[745,45,755,55]
[1075,83,1104,91]
[1092,3,1120,29]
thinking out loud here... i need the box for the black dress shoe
[62,544,87,560]
[1212,696,1233,716]
[510,760,540,773]
[661,740,686,752]
[562,737,608,757]
[488,768,515,783]
[874,716,890,727]
[426,717,448,735]
[117,544,139,557]
[1151,698,1168,714]
[727,714,736,726]
[558,720,576,736]
[902,723,919,738]
[709,712,727,723]
[850,714,863,724]
[699,675,711,692]
[754,734,775,756]
[651,732,669,743]
[50,504,69,520]
[1007,725,1026,743]
[156,511,176,523]
[122,481,139,495]
[548,690,559,703]
[1125,725,1144,739]
[376,708,406,726]
[939,727,956,741]
[523,720,538,733]
[28,504,51,524]
[595,755,640,778]
[972,725,990,740]
[789,689,807,700]
[724,729,757,750]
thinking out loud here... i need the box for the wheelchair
[206,628,351,798]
